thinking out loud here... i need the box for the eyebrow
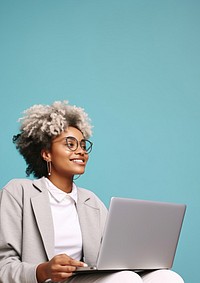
[52,136,84,143]
[65,136,86,142]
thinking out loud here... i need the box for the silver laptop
[76,197,186,273]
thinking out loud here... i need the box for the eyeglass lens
[66,137,92,153]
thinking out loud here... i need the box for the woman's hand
[36,254,87,282]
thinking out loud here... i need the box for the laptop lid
[96,197,186,270]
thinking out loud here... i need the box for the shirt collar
[45,178,78,203]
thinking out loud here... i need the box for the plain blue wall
[0,1,199,282]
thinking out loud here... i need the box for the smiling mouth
[71,159,85,164]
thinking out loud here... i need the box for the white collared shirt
[45,178,82,260]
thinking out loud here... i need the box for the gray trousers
[67,269,184,283]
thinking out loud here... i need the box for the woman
[0,101,184,283]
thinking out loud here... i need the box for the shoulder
[4,178,33,186]
[77,186,98,198]
[77,186,107,211]
[3,178,33,192]
[1,178,44,201]
[0,179,33,208]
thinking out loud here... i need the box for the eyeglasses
[65,136,93,154]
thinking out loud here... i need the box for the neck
[47,174,73,193]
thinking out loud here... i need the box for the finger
[67,258,88,267]
[51,265,77,274]
[57,257,87,267]
[55,254,81,265]
[52,254,88,269]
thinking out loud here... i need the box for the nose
[75,143,85,155]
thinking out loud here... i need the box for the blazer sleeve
[0,187,38,283]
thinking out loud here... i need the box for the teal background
[0,1,199,282]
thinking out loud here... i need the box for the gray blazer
[0,178,108,283]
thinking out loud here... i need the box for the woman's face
[46,126,90,179]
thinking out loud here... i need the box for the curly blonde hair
[13,101,93,178]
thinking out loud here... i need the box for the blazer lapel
[31,179,55,260]
[76,190,102,265]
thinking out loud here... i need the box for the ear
[41,149,51,162]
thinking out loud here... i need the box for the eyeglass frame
[65,136,93,154]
